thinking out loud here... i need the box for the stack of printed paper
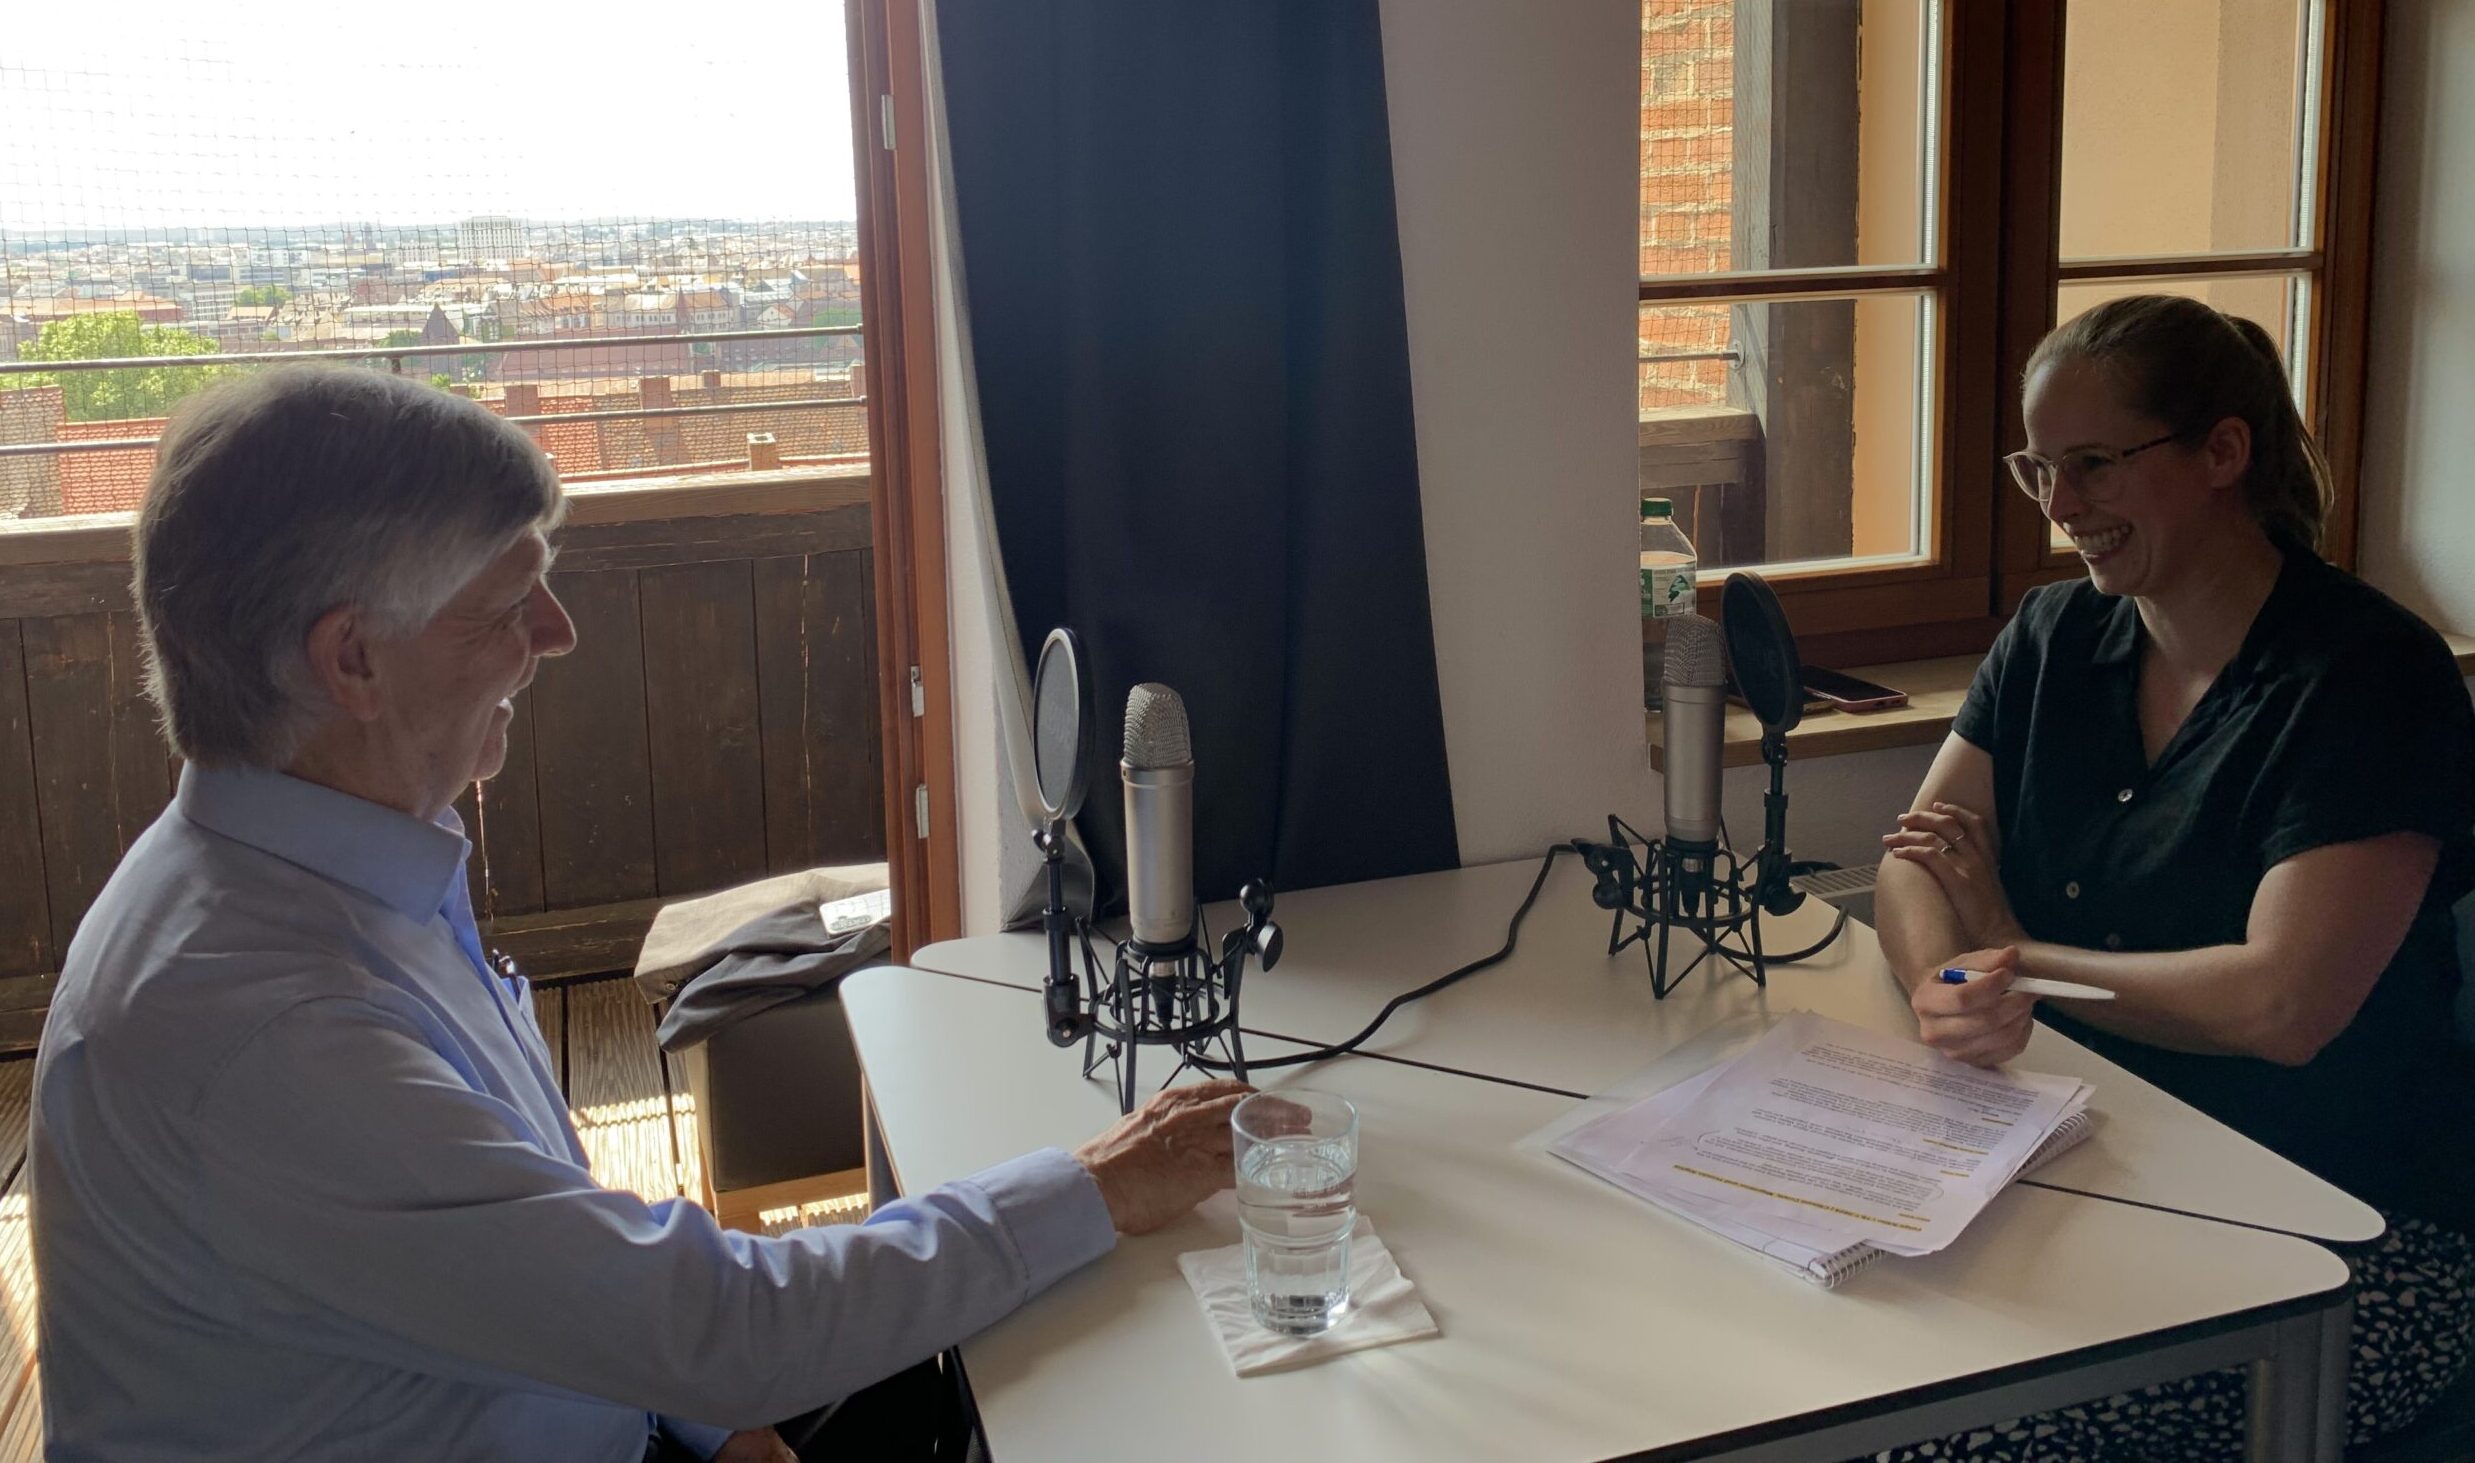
[1549,1011,2093,1287]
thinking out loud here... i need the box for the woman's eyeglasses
[2004,433,2183,508]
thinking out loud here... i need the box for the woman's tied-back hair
[2024,293,2333,555]
[134,366,565,769]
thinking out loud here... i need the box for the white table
[845,966,2354,1463]
[912,855,2382,1243]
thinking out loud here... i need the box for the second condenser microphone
[1660,613,1728,890]
[1121,683,1196,950]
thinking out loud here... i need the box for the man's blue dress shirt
[31,764,1116,1461]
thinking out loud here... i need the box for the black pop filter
[1023,624,1271,1109]
[1721,572,1802,736]
[1031,628,1090,825]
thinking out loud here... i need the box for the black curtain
[939,0,1460,914]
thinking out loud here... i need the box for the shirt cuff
[658,1415,734,1459]
[962,1147,1117,1294]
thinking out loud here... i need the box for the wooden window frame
[850,0,963,958]
[1646,0,2385,668]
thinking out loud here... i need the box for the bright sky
[0,3,859,235]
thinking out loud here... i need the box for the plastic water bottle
[1640,496,1698,710]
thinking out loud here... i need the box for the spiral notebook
[1547,1015,2097,1289]
[1567,1109,2095,1288]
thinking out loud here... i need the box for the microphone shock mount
[1037,826,1281,1113]
[1576,724,1823,999]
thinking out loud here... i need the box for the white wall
[1379,0,1924,876]
[1378,0,1661,864]
[924,3,1010,938]
[2358,0,2475,633]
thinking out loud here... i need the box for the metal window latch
[914,784,929,839]
[881,95,897,151]
[909,665,925,717]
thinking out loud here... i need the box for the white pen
[1937,968,2117,1002]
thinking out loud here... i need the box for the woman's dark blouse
[1953,549,2475,1226]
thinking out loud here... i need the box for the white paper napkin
[1176,1217,1439,1376]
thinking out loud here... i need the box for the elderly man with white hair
[29,367,1248,1462]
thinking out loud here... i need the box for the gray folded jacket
[632,863,892,1053]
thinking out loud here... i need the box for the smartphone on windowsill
[1802,666,1908,713]
[1728,683,1835,717]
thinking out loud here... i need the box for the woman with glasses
[1872,294,2475,1459]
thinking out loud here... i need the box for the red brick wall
[55,416,167,516]
[1639,0,1735,411]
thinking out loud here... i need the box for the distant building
[12,296,184,326]
[615,293,678,330]
[678,288,736,331]
[459,216,524,261]
[339,301,473,345]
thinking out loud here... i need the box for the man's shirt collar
[177,763,468,924]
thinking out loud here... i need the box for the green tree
[234,284,293,308]
[10,312,231,422]
[380,330,424,348]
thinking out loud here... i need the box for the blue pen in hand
[1938,967,2115,1001]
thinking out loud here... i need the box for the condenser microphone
[1121,684,1196,950]
[1660,613,1727,899]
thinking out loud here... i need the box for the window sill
[1648,632,2475,773]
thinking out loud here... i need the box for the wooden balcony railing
[0,465,886,1048]
[1638,404,1766,569]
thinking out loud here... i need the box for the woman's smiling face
[2020,357,2251,600]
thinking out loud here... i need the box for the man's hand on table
[1073,1079,1253,1234]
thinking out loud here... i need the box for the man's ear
[303,605,385,723]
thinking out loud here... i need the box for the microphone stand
[1581,808,1776,998]
[1037,819,1277,1113]
[1754,729,1808,914]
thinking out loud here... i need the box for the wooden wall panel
[811,549,885,865]
[0,562,129,622]
[0,626,48,980]
[21,616,118,958]
[103,612,171,849]
[0,492,885,1012]
[556,506,871,575]
[640,561,768,896]
[753,551,886,874]
[753,556,819,874]
[478,694,546,918]
[529,570,658,909]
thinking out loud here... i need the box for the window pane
[1640,0,1939,278]
[0,11,865,522]
[2043,274,2310,549]
[1641,291,1933,574]
[2059,0,2321,260]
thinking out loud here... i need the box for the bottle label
[1642,564,1697,618]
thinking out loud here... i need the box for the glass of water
[1233,1089,1359,1336]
